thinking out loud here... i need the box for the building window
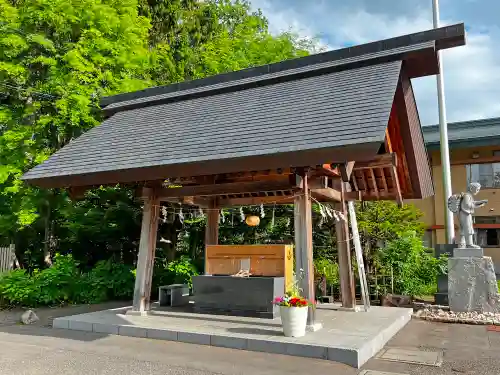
[475,216,500,248]
[466,163,500,188]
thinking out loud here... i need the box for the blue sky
[249,0,500,125]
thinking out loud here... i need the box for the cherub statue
[448,182,488,248]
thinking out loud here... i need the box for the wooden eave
[340,70,434,203]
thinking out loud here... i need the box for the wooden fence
[0,244,15,273]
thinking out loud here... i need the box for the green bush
[153,256,199,291]
[314,258,339,288]
[0,253,202,307]
[0,254,136,307]
[0,269,38,306]
[33,253,80,305]
[377,231,446,297]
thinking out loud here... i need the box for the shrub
[154,256,199,291]
[0,254,136,307]
[0,269,38,306]
[377,231,446,297]
[314,258,339,288]
[40,254,83,304]
[0,253,200,308]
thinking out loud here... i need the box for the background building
[410,117,500,269]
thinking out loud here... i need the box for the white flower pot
[279,306,308,337]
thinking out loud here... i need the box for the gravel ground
[415,307,500,325]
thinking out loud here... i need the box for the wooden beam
[163,197,210,207]
[344,190,362,201]
[218,195,294,207]
[339,161,355,182]
[369,169,379,199]
[151,179,293,199]
[316,165,340,178]
[380,168,389,192]
[336,182,356,309]
[390,165,403,205]
[360,170,368,191]
[132,188,160,313]
[351,173,359,191]
[294,173,316,326]
[385,128,393,153]
[310,188,342,202]
[353,153,397,170]
[68,186,89,200]
[204,198,219,275]
[397,73,434,199]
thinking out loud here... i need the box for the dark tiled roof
[423,117,500,149]
[102,23,465,114]
[22,61,402,185]
[21,24,467,188]
[102,42,434,115]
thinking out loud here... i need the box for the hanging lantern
[245,215,260,227]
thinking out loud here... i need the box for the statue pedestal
[453,247,483,258]
[448,252,500,313]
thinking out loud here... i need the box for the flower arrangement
[273,269,314,307]
[273,295,311,307]
[274,270,313,337]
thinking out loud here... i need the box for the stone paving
[52,303,412,368]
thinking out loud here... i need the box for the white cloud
[249,1,500,125]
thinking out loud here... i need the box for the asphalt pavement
[1,304,500,374]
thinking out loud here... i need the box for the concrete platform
[52,303,412,368]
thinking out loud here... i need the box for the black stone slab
[434,244,456,305]
[192,275,285,319]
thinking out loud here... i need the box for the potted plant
[273,271,313,337]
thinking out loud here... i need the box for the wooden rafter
[380,168,389,192]
[353,153,397,170]
[390,165,403,205]
[369,169,379,199]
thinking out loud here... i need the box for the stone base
[336,305,364,312]
[448,255,500,313]
[52,304,413,369]
[192,275,284,319]
[454,247,484,258]
[434,292,449,306]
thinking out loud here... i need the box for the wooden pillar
[204,198,219,275]
[294,172,315,325]
[132,188,160,313]
[335,183,356,308]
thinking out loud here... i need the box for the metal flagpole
[432,0,455,244]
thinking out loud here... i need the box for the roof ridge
[101,23,465,113]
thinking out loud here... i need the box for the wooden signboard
[205,244,294,290]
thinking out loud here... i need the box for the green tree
[377,231,445,296]
[0,0,154,265]
[1,0,313,267]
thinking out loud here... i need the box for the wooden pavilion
[22,24,466,325]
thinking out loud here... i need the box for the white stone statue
[448,182,488,249]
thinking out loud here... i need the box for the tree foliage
[0,0,434,305]
[0,0,312,268]
[377,231,446,296]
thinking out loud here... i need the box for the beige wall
[411,145,500,265]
